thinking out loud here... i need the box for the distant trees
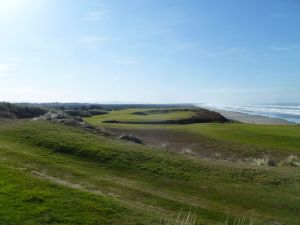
[64,109,107,117]
[0,102,108,119]
[89,105,103,110]
[0,102,47,119]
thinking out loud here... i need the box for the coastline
[204,107,295,125]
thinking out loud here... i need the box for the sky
[0,0,299,105]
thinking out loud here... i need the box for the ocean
[200,104,300,124]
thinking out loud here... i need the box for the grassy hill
[179,123,300,154]
[0,119,299,224]
[85,108,300,161]
[87,108,228,125]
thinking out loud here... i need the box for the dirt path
[31,170,103,195]
[30,170,175,217]
[106,127,275,161]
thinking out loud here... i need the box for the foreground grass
[0,164,151,225]
[0,120,299,224]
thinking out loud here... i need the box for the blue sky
[0,0,299,104]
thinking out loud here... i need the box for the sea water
[200,104,300,124]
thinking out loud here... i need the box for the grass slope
[87,108,227,125]
[86,110,300,157]
[0,166,142,225]
[0,120,299,224]
[180,123,300,153]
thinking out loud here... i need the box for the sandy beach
[207,108,294,125]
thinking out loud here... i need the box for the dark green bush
[0,102,47,119]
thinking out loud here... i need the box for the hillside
[87,108,228,125]
[85,108,300,163]
[0,118,299,225]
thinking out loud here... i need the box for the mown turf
[181,123,300,153]
[0,120,300,225]
[88,108,196,124]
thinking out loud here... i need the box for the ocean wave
[225,105,300,117]
[199,103,300,124]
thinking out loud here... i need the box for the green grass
[86,108,196,124]
[0,120,300,224]
[180,123,300,153]
[86,109,300,155]
[0,162,151,225]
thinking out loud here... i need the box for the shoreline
[203,107,295,125]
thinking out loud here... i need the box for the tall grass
[159,210,257,225]
[218,217,256,225]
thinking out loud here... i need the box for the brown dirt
[105,127,277,162]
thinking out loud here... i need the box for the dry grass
[218,217,256,225]
[159,210,257,225]
[160,210,197,225]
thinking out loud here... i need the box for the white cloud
[171,42,197,52]
[0,63,16,71]
[198,48,248,57]
[201,88,275,93]
[0,57,22,62]
[185,47,257,63]
[84,1,109,22]
[84,2,108,22]
[123,27,138,33]
[169,41,249,57]
[81,36,109,44]
[84,11,104,21]
[269,44,300,52]
[62,74,76,79]
[0,73,10,78]
[0,58,22,78]
[218,48,248,55]
[113,57,138,65]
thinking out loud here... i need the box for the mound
[104,108,229,124]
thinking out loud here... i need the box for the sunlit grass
[85,108,196,124]
[0,120,299,224]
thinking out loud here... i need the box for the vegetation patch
[0,102,47,119]
[88,108,228,125]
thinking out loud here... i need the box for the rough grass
[0,165,153,225]
[161,212,257,225]
[0,120,299,224]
